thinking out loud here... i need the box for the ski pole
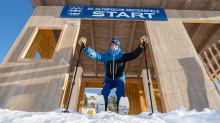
[63,44,83,113]
[143,40,154,116]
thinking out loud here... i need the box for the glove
[140,35,149,49]
[78,37,88,50]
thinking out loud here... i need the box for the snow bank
[0,106,220,123]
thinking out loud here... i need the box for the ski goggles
[110,39,120,46]
[110,43,119,46]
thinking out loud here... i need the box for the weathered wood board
[142,69,157,112]
[68,67,83,111]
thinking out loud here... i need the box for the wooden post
[77,81,86,113]
[142,69,157,112]
[68,67,83,111]
[138,82,147,112]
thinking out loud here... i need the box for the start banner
[60,5,168,21]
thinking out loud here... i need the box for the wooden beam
[124,21,136,74]
[136,0,141,6]
[154,89,160,93]
[110,0,114,6]
[206,0,218,10]
[210,41,220,78]
[142,69,157,112]
[189,1,217,52]
[110,20,113,41]
[110,0,114,41]
[137,18,151,78]
[82,77,143,81]
[151,71,155,78]
[77,81,86,113]
[160,0,167,8]
[86,0,90,6]
[197,25,220,53]
[208,47,220,68]
[137,46,150,77]
[190,24,203,40]
[68,67,83,111]
[213,43,220,58]
[82,78,104,83]
[36,0,44,6]
[61,0,66,6]
[124,0,141,75]
[51,30,59,43]
[182,0,191,10]
[204,51,220,84]
[152,81,158,87]
[86,0,97,76]
[89,20,98,76]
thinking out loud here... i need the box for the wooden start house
[0,0,220,115]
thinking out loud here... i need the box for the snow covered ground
[0,106,220,123]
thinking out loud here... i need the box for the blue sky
[0,1,34,63]
[0,0,116,96]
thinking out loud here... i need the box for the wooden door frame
[76,78,148,114]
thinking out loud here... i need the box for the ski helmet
[110,37,121,49]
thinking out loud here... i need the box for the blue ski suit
[83,45,143,103]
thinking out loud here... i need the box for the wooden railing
[199,40,220,96]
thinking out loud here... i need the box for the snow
[88,100,95,103]
[1,106,220,123]
[85,93,97,104]
[85,93,98,98]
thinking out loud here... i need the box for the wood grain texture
[68,67,83,111]
[145,16,220,112]
[30,0,220,12]
[142,69,157,112]
[76,80,86,113]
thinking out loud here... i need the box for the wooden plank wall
[145,10,220,112]
[0,6,81,112]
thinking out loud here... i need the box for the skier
[78,36,148,113]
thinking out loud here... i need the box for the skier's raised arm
[78,37,106,62]
[122,36,149,62]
